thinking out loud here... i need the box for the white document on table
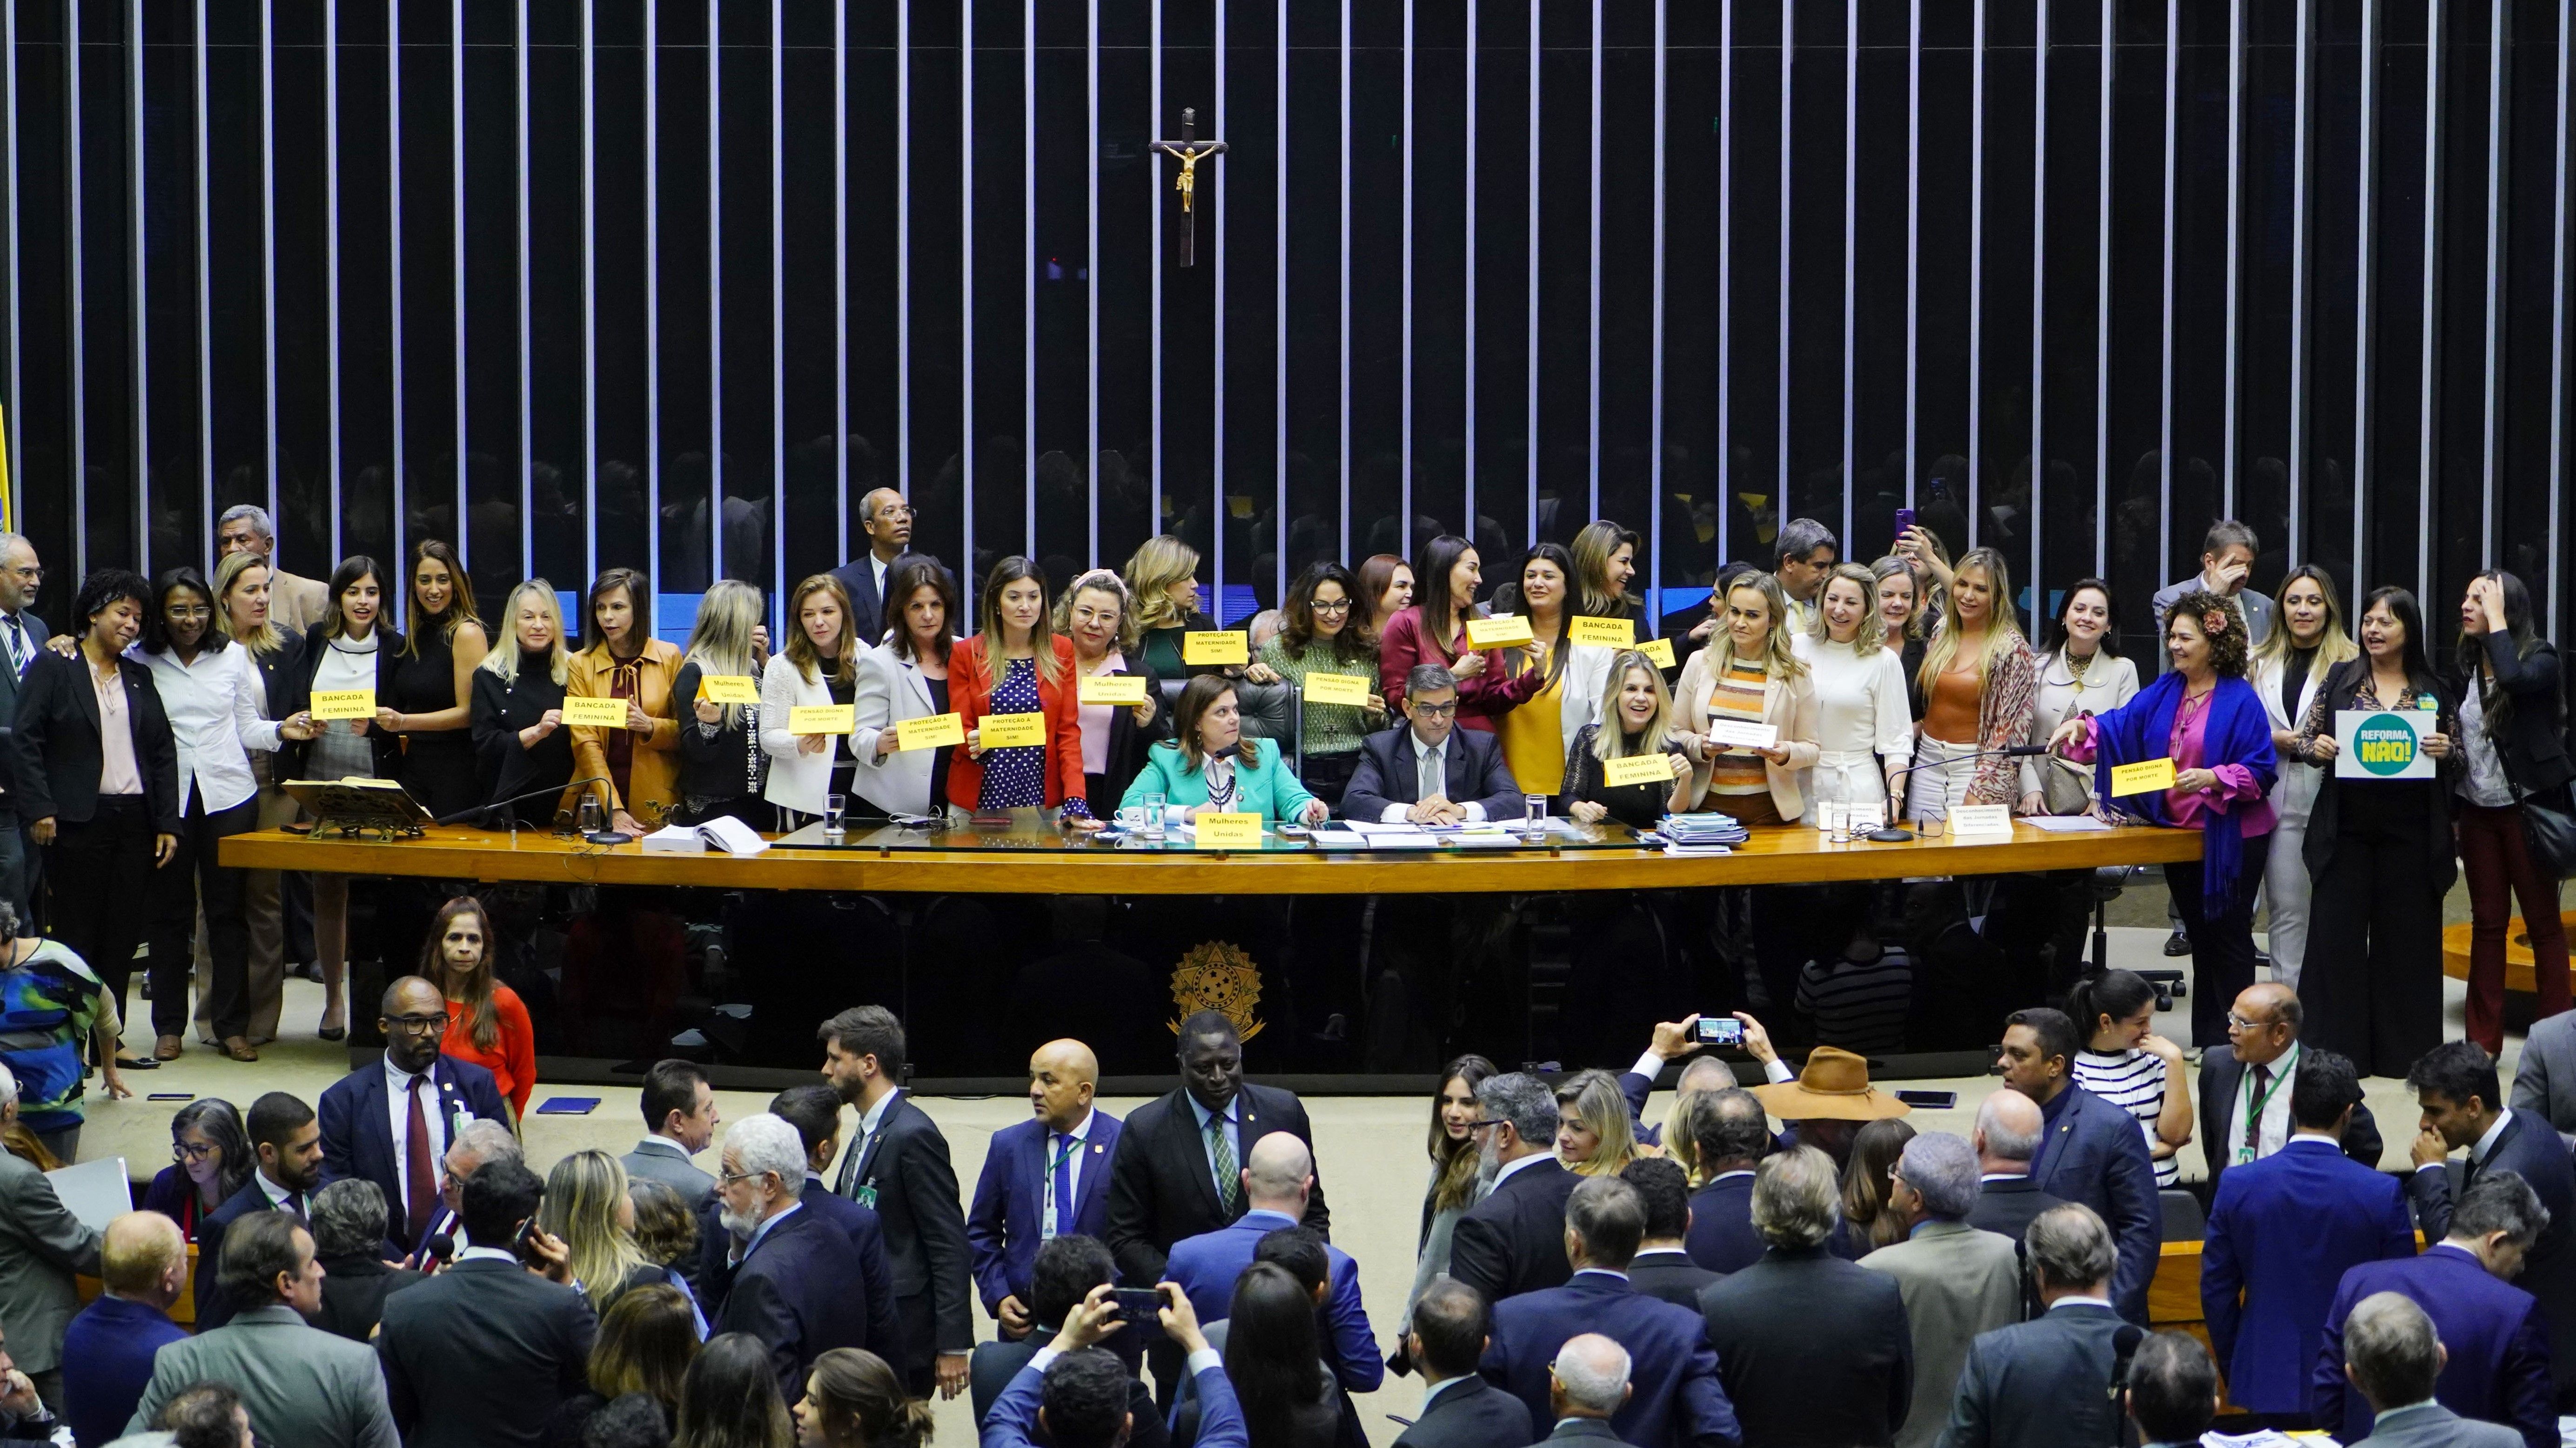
[1346,821,1425,836]
[2021,814,2112,833]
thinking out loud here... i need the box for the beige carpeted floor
[68,924,2515,1448]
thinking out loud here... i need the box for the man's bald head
[1241,1131,1314,1214]
[1974,1090,2043,1172]
[381,975,443,1017]
[379,976,448,1073]
[1675,1057,1733,1095]
[2228,982,2303,1069]
[1550,1333,1633,1419]
[1028,1039,1101,1132]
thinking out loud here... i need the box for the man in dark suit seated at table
[2335,1293,2524,1448]
[315,976,512,1259]
[2201,1048,2415,1432]
[375,1158,598,1448]
[708,1112,873,1405]
[765,1083,907,1368]
[1938,1203,2130,1448]
[1618,1159,1718,1308]
[1393,1279,1532,1448]
[1448,1072,1577,1306]
[968,1234,1165,1448]
[969,1038,1125,1340]
[2404,1039,2576,1409]
[2316,1173,2556,1448]
[1343,666,1527,825]
[1104,1009,1328,1396]
[2199,983,2384,1203]
[1994,1009,2159,1324]
[1479,1175,1738,1448]
[1681,1088,1770,1274]
[195,1090,327,1331]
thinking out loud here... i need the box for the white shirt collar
[1493,1151,1551,1186]
[1977,1171,2029,1182]
[255,1172,300,1210]
[457,1244,520,1265]
[384,1054,430,1093]
[2475,1108,2516,1164]
[1053,1109,1097,1145]
[860,1086,902,1136]
[1709,1169,1756,1183]
[2047,1294,2114,1312]
[1410,727,1447,759]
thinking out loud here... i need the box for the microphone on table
[434,778,616,837]
[1871,745,2052,842]
[422,1232,456,1272]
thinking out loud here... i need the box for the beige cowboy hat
[1749,1046,1912,1122]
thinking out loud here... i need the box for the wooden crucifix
[1149,108,1227,268]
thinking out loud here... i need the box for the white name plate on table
[1947,804,2016,836]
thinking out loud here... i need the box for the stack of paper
[1661,812,1750,846]
[641,824,706,854]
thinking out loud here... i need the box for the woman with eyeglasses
[140,1098,254,1242]
[1244,562,1386,809]
[1050,569,1170,809]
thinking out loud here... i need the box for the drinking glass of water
[577,794,604,836]
[825,794,847,835]
[1140,792,1167,842]
[1523,794,1549,839]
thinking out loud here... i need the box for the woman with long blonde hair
[2246,564,2355,991]
[672,579,769,828]
[1554,1070,1640,1178]
[1121,534,1215,678]
[540,1150,660,1312]
[1561,652,1691,829]
[761,573,859,826]
[1673,571,1818,827]
[470,578,584,827]
[210,550,304,1049]
[1568,520,1644,622]
[1907,546,2036,818]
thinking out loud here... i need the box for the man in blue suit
[194,1090,327,1330]
[59,1211,188,1448]
[763,1084,908,1369]
[1166,1132,1381,1394]
[2201,1049,2415,1428]
[315,977,511,1258]
[710,1112,874,1404]
[1681,1088,1770,1273]
[828,489,914,650]
[982,1282,1243,1448]
[1342,668,1528,824]
[1480,1175,1740,1448]
[1995,1008,2160,1324]
[2317,1174,2557,1448]
[2402,1039,2576,1407]
[968,1038,1125,1337]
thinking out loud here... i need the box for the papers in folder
[1659,811,1749,855]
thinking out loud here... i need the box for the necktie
[2247,1064,2272,1158]
[1208,1111,1240,1215]
[3,617,22,678]
[405,1076,438,1243]
[1418,742,1443,803]
[839,1126,869,1196]
[1045,1133,1076,1239]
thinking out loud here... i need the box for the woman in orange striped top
[1673,572,1820,827]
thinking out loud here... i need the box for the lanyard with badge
[1042,1133,1080,1239]
[2238,1049,2292,1164]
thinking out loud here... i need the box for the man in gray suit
[2341,1292,2523,1448]
[1937,1204,2130,1448]
[0,532,47,920]
[621,1058,719,1206]
[126,1211,399,1448]
[0,1063,101,1412]
[2509,1009,2576,1135]
[1862,1132,2021,1448]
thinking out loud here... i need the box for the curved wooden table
[221,820,2201,894]
[2442,910,2576,994]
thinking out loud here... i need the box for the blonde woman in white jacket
[1795,563,1913,821]
[2246,565,2358,990]
[761,573,860,824]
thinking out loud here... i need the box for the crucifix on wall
[1149,108,1227,268]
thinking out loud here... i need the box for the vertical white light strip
[2550,0,2570,638]
[1526,0,1540,539]
[1649,0,1665,603]
[834,0,848,560]
[69,0,87,572]
[2477,0,2509,565]
[1089,0,1100,565]
[1343,0,1355,561]
[128,0,149,572]
[583,0,597,581]
[1904,0,1920,507]
[2288,0,2314,564]
[772,0,785,605]
[1967,0,1985,510]
[646,0,660,581]
[1464,0,1477,533]
[708,0,723,586]
[325,0,342,559]
[1404,0,1416,532]
[1587,0,1602,515]
[1275,0,1287,597]
[897,0,909,502]
[517,0,532,575]
[2158,0,2176,573]
[1149,0,1160,536]
[2354,0,2380,596]
[963,0,975,591]
[2091,0,2110,577]
[258,0,280,539]
[389,0,404,565]
[1776,0,1791,503]
[451,0,465,568]
[1840,0,1855,544]
[2417,0,2442,599]
[1024,0,1035,556]
[3,0,19,516]
[1212,0,1227,604]
[1716,0,1731,564]
[2223,0,2242,512]
[2028,0,2046,591]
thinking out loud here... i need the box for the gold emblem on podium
[1167,942,1266,1043]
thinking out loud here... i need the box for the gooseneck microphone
[1871,745,2053,842]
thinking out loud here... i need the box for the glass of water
[576,794,604,836]
[1523,794,1549,839]
[1140,793,1167,842]
[824,793,847,835]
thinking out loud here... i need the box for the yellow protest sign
[895,712,965,751]
[1568,615,1635,649]
[1183,631,1249,667]
[1603,753,1679,788]
[562,695,630,729]
[1193,813,1263,848]
[1078,673,1149,706]
[789,704,856,735]
[1300,671,1371,707]
[309,689,376,721]
[2110,757,2178,796]
[978,711,1047,749]
[1464,614,1535,648]
[1638,637,1677,668]
[698,674,760,705]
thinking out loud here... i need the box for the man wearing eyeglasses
[830,488,918,649]
[0,532,46,923]
[1343,665,1527,826]
[2196,982,2383,1204]
[315,976,512,1260]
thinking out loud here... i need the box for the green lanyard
[2239,1046,2294,1163]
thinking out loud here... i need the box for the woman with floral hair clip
[1052,566,1170,806]
[2047,589,2279,1046]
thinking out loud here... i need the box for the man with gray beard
[703,1113,875,1404]
[1449,1073,1578,1304]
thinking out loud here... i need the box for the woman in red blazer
[948,556,1103,829]
[1376,533,1542,730]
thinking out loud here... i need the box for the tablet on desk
[535,1097,601,1116]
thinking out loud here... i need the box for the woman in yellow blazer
[567,568,684,834]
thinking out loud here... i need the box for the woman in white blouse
[1795,563,1913,819]
[134,568,312,1062]
[2020,578,2140,815]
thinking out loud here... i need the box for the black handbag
[2522,782,2576,880]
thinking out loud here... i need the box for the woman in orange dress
[423,895,536,1123]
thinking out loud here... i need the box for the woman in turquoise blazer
[1120,674,1330,826]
